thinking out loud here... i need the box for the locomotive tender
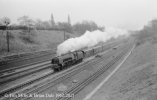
[51,44,115,72]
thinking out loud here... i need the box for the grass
[96,38,157,100]
[0,30,75,58]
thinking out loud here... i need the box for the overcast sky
[0,0,157,30]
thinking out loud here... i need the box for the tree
[35,19,55,30]
[17,16,35,32]
[0,17,11,52]
[73,20,104,34]
[0,17,11,26]
[35,19,44,30]
[57,22,73,33]
[133,19,157,44]
[42,21,51,29]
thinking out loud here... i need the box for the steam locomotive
[51,44,116,72]
[52,50,84,71]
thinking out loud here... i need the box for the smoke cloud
[57,27,129,56]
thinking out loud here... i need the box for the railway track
[0,50,56,74]
[0,46,113,85]
[0,40,121,75]
[0,43,123,100]
[0,54,107,100]
[0,61,51,85]
[0,40,122,78]
[0,49,56,66]
[0,41,121,85]
[2,43,126,100]
[57,44,135,100]
[0,40,127,100]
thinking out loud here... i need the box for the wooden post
[6,30,10,52]
[64,29,65,41]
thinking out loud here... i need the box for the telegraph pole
[6,28,10,52]
[1,17,11,52]
[0,25,10,52]
[64,29,65,41]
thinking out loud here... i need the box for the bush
[133,19,157,45]
[73,21,104,34]
[57,22,73,33]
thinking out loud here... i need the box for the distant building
[51,13,55,26]
[68,14,71,25]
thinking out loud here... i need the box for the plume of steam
[57,27,129,56]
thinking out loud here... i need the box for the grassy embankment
[91,20,157,100]
[0,30,75,58]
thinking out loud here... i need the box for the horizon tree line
[0,14,104,34]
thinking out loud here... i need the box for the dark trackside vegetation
[131,19,157,46]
